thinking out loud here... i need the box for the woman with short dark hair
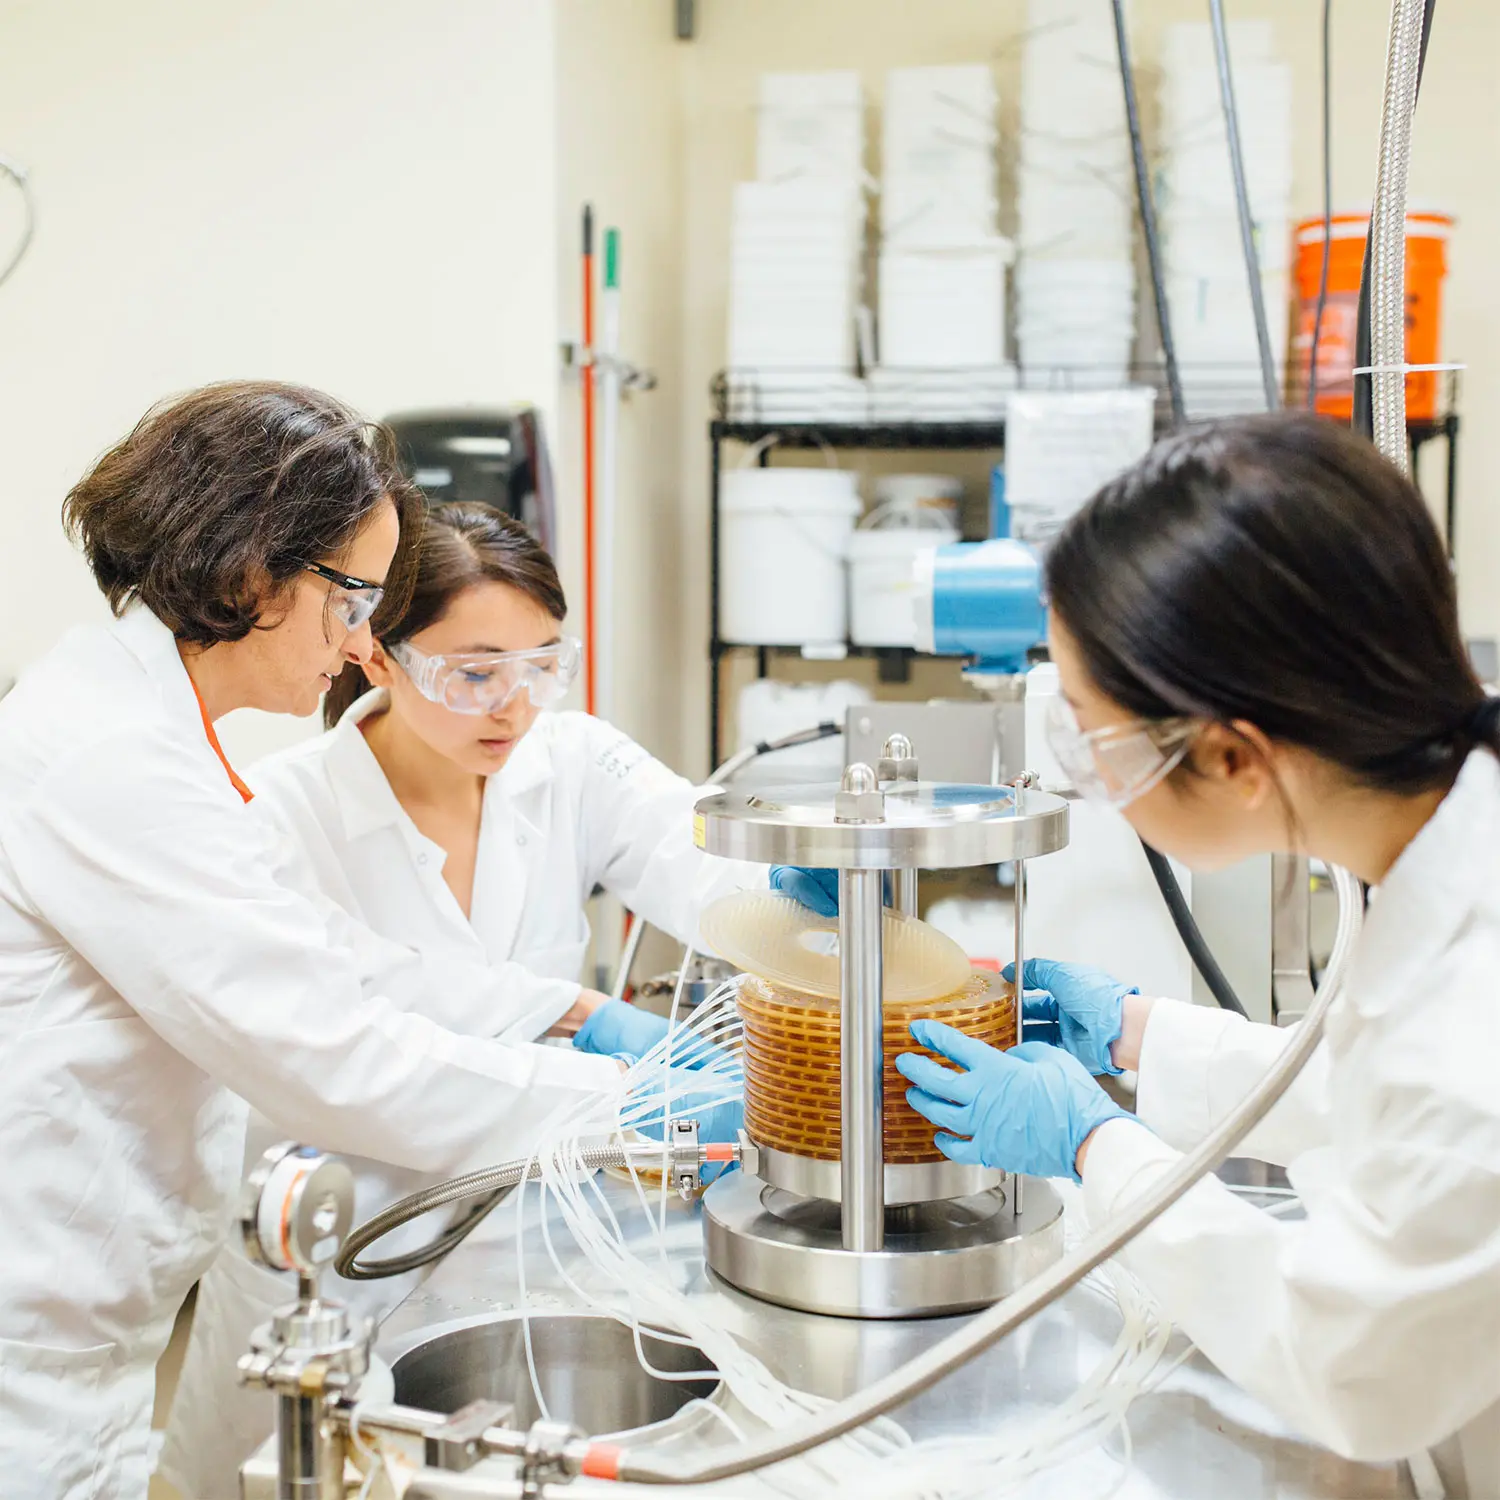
[0,383,633,1497]
[893,413,1500,1494]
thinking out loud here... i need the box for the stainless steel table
[370,1168,1411,1500]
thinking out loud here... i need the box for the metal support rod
[708,431,722,769]
[1271,853,1316,1026]
[1208,0,1280,412]
[277,1393,337,1500]
[1012,859,1027,1217]
[893,868,918,918]
[839,868,885,1251]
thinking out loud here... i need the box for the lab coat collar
[109,605,207,731]
[1345,748,1500,1018]
[323,688,421,843]
[323,689,560,844]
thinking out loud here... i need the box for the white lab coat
[1082,748,1500,1498]
[159,688,763,1497]
[0,611,623,1500]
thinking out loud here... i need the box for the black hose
[1111,0,1184,427]
[1139,842,1249,1018]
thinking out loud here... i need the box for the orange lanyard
[189,678,254,804]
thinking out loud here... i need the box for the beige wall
[553,2,687,758]
[0,0,560,764]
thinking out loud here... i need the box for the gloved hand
[628,1079,745,1147]
[895,1019,1130,1181]
[768,867,898,918]
[769,866,840,918]
[573,999,670,1062]
[1002,958,1138,1076]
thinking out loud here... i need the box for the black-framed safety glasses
[299,560,385,632]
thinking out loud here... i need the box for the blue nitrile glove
[1002,958,1138,1077]
[629,1082,745,1148]
[573,999,670,1061]
[896,1019,1130,1182]
[769,866,840,918]
[768,867,899,917]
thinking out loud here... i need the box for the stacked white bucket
[871,66,1016,421]
[848,475,963,647]
[725,71,868,423]
[1015,0,1137,389]
[1157,22,1293,417]
[719,445,860,650]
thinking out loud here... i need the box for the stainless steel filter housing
[695,750,1071,1319]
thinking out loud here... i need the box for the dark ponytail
[325,503,567,727]
[1046,412,1496,795]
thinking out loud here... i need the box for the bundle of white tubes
[397,958,1189,1498]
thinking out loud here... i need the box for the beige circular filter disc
[699,890,972,1005]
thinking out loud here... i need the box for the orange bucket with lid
[1289,209,1452,421]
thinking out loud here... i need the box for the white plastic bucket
[869,473,964,532]
[848,524,960,647]
[720,465,860,646]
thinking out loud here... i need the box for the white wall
[0,0,559,762]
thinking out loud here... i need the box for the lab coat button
[516,834,528,848]
[417,853,428,866]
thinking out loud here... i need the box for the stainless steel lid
[694,780,1069,869]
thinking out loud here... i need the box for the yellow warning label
[693,813,707,850]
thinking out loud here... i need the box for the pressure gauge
[241,1142,356,1276]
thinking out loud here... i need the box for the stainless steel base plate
[702,1173,1065,1320]
[753,1144,1003,1206]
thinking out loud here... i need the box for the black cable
[1111,0,1185,427]
[1140,843,1249,1018]
[1306,0,1334,409]
[1208,0,1279,411]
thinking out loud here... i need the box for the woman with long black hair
[894,412,1500,1495]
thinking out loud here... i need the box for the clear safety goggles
[301,561,384,632]
[1044,694,1200,808]
[388,636,583,716]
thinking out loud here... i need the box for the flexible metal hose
[334,1143,662,1281]
[613,865,1364,1485]
[1369,0,1428,468]
[1353,0,1437,442]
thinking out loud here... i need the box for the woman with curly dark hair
[0,383,633,1496]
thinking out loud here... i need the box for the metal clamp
[667,1118,702,1200]
[522,1418,584,1496]
[834,762,886,824]
[735,1128,761,1178]
[426,1399,516,1472]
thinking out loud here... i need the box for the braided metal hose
[335,1142,668,1281]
